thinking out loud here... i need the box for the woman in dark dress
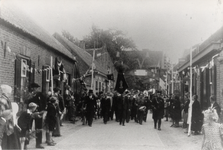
[172,96,181,127]
[191,95,203,135]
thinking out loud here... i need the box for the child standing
[201,108,223,150]
[17,102,38,150]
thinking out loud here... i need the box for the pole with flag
[187,48,193,136]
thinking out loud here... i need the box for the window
[99,82,101,92]
[96,81,98,90]
[46,66,50,82]
[21,59,27,77]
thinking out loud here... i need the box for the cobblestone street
[29,113,202,150]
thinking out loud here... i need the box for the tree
[62,30,80,46]
[83,25,137,71]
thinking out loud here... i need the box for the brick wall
[217,51,223,108]
[0,24,75,101]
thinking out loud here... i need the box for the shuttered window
[14,55,34,102]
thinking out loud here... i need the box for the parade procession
[1,0,223,150]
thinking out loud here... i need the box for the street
[29,113,202,150]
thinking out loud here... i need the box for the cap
[30,83,40,88]
[88,89,93,94]
[0,84,12,94]
[49,96,57,102]
[156,90,161,94]
[28,102,37,109]
[53,87,60,93]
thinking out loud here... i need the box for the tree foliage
[62,30,80,46]
[83,25,138,71]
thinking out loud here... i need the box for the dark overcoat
[152,97,164,120]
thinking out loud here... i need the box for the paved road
[29,113,202,150]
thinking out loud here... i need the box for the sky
[6,0,223,63]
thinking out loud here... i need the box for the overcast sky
[9,0,223,63]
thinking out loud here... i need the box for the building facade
[175,27,223,110]
[0,2,76,107]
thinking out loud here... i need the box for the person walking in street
[163,96,169,121]
[101,93,111,124]
[151,91,164,130]
[126,92,132,123]
[137,93,146,125]
[191,95,203,135]
[201,108,223,150]
[143,95,151,122]
[119,91,129,126]
[27,83,46,149]
[131,93,138,123]
[85,90,97,127]
[116,93,123,123]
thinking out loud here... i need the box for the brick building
[176,26,223,110]
[53,33,115,94]
[0,2,76,106]
[86,45,118,92]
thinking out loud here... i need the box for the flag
[115,73,128,94]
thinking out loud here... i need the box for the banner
[114,73,128,94]
[107,74,114,81]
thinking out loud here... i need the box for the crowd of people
[0,82,222,150]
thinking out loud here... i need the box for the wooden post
[50,56,54,94]
[188,48,193,136]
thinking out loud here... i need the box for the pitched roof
[53,33,107,75]
[0,1,74,60]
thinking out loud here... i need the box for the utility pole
[91,42,96,91]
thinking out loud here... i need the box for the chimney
[79,40,86,49]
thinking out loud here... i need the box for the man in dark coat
[112,92,119,122]
[151,91,164,130]
[126,93,133,123]
[85,90,97,127]
[137,93,146,125]
[172,95,181,127]
[191,95,202,135]
[119,91,129,126]
[101,93,111,124]
[27,83,46,149]
[116,93,123,122]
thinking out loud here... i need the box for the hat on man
[49,96,57,102]
[156,90,161,94]
[53,87,60,93]
[1,84,12,94]
[88,89,93,94]
[28,102,37,109]
[30,83,40,88]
